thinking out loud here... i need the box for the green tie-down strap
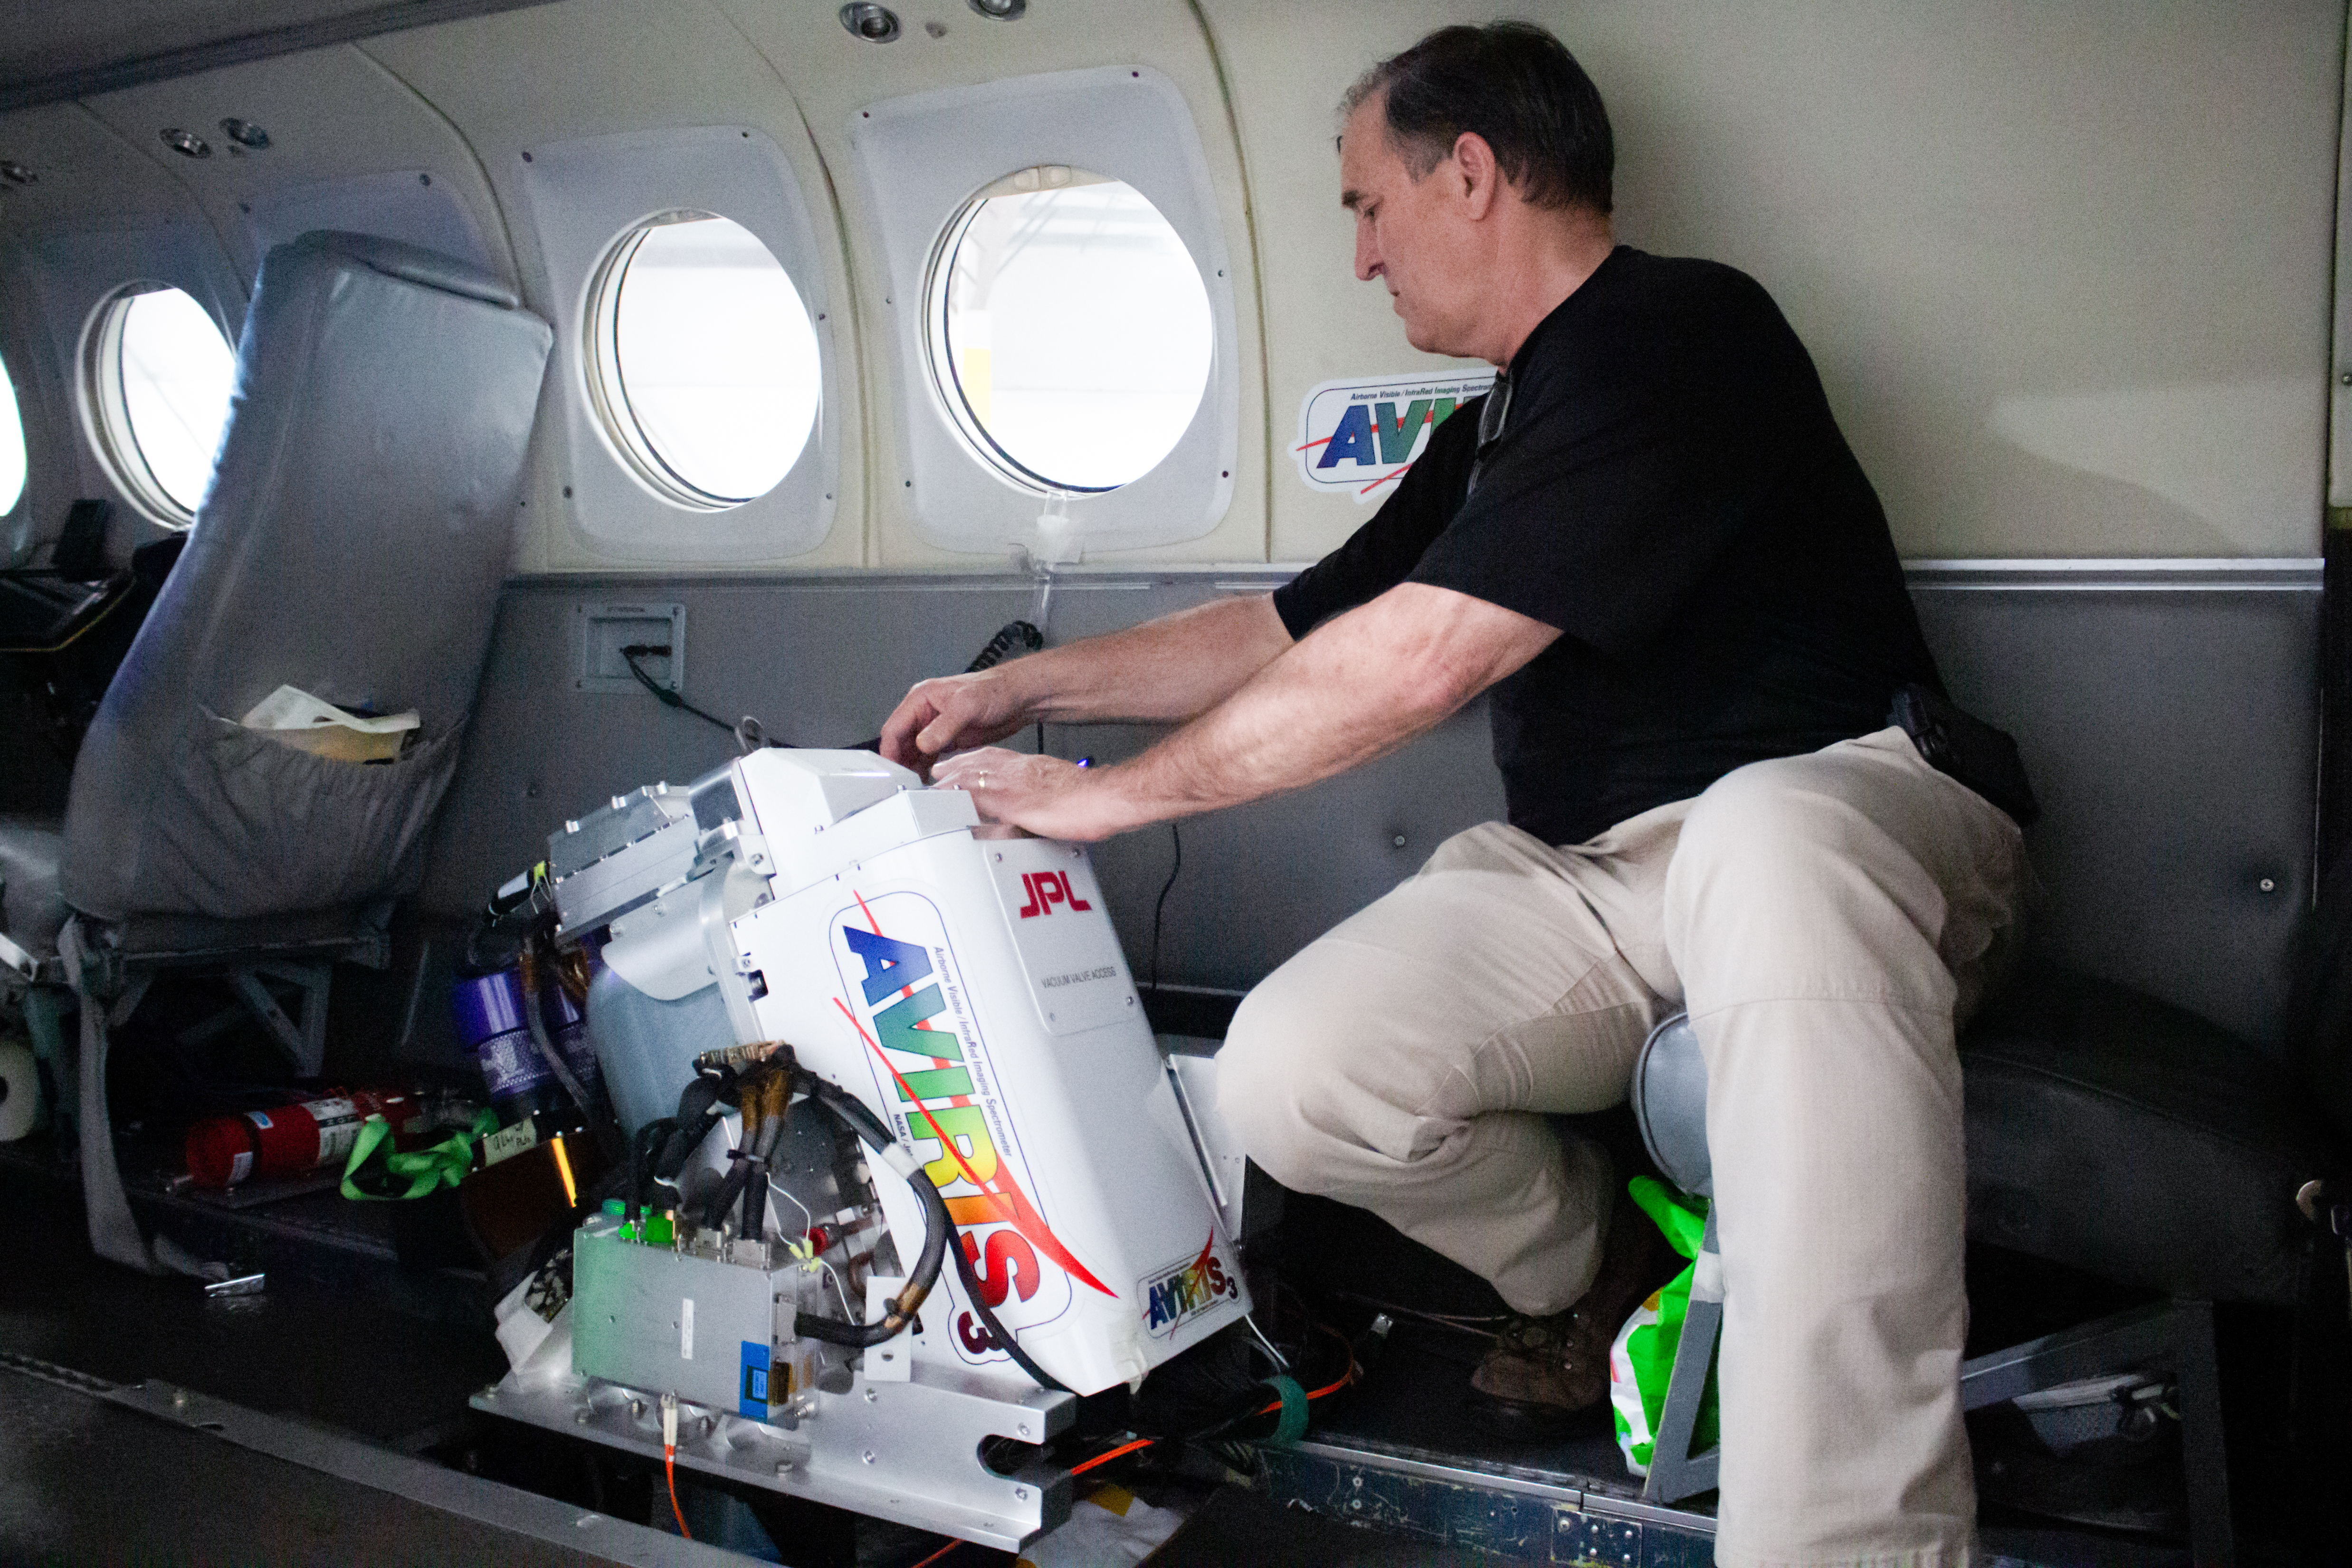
[1261,1372,1310,1447]
[1609,1175,1719,1475]
[341,1109,500,1202]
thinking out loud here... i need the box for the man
[880,22,2025,1567]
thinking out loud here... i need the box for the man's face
[1340,93,1484,358]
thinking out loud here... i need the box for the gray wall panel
[1911,564,2320,1049]
[424,564,2318,1051]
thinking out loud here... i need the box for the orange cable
[1067,1436,1157,1476]
[1065,1346,1360,1480]
[908,1536,964,1568]
[666,1450,691,1539]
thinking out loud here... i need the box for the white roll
[0,1039,39,1142]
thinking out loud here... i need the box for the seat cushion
[1962,964,2325,1306]
[0,812,67,959]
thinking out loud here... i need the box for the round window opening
[0,351,26,518]
[928,170,1212,493]
[588,213,821,509]
[86,285,236,523]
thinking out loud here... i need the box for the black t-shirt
[1272,245,1941,847]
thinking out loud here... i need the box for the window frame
[79,282,235,528]
[518,124,841,565]
[852,66,1242,556]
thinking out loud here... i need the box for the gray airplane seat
[1629,960,2344,1562]
[0,230,552,1273]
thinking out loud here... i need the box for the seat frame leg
[228,962,331,1079]
[1641,1226,2235,1566]
[19,983,76,1145]
[1960,1297,2235,1568]
[1644,1208,1722,1504]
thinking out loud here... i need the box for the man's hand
[929,748,1115,841]
[878,670,1032,777]
[876,596,1295,778]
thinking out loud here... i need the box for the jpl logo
[1295,370,1495,503]
[1015,870,1092,920]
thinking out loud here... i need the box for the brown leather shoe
[1468,1196,1673,1438]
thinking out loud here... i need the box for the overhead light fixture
[219,118,270,150]
[968,0,1027,17]
[160,127,211,159]
[0,161,34,186]
[839,2,901,41]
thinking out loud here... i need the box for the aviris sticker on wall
[1295,370,1495,503]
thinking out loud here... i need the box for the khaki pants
[1216,729,2027,1568]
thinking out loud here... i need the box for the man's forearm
[1049,584,1559,838]
[1009,593,1294,726]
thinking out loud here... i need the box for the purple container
[451,969,601,1109]
[452,969,553,1107]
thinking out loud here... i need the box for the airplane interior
[1,3,2349,1566]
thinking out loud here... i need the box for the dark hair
[1343,21,1613,214]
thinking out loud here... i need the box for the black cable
[810,1075,1067,1390]
[948,1209,1070,1394]
[791,1076,951,1349]
[653,1070,738,1198]
[741,1163,768,1241]
[620,644,739,737]
[630,620,1039,755]
[966,620,1043,672]
[707,1108,789,1233]
[1148,822,1183,998]
[842,622,1046,754]
[627,1118,675,1223]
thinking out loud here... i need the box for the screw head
[840,3,900,41]
[2260,877,2278,893]
[861,1447,878,1464]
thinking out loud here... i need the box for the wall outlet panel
[578,600,685,694]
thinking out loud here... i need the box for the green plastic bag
[1608,1175,1719,1475]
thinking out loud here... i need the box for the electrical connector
[660,1393,690,1539]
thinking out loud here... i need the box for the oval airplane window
[0,351,24,516]
[928,170,1213,493]
[588,212,820,509]
[86,285,237,523]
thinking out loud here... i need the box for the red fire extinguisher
[185,1090,424,1189]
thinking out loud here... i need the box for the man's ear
[1453,131,1499,218]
